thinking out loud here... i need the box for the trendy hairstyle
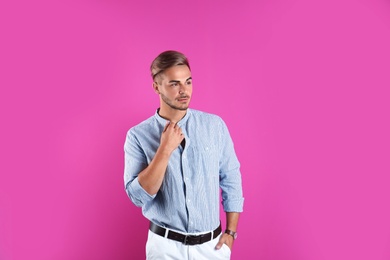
[150,50,191,82]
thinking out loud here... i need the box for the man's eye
[186,81,192,85]
[171,83,178,87]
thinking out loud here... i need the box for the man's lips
[177,96,190,102]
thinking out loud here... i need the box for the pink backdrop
[1,0,390,259]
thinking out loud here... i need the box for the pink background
[1,0,390,259]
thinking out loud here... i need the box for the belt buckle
[183,235,189,245]
[183,235,197,245]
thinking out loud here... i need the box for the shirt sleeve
[124,129,156,207]
[218,118,244,212]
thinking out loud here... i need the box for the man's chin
[175,103,190,111]
[165,101,190,111]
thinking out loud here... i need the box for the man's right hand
[137,121,184,195]
[159,121,185,154]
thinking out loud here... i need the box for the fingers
[172,122,181,133]
[215,234,233,250]
[165,122,183,134]
[163,121,170,132]
[215,240,223,250]
[159,121,185,153]
[215,235,225,250]
[163,121,178,132]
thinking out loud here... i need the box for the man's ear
[153,82,160,94]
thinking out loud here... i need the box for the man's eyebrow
[168,77,192,83]
[168,80,180,83]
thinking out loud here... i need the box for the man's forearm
[226,212,240,231]
[215,212,240,250]
[137,146,172,195]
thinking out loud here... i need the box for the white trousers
[146,230,231,260]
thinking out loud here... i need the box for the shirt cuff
[223,197,244,213]
[127,177,156,206]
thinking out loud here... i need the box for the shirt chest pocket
[189,142,219,173]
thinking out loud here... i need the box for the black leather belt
[149,222,221,246]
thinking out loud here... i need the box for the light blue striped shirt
[124,109,244,233]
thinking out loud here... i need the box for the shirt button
[183,155,186,159]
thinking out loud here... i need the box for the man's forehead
[161,66,191,81]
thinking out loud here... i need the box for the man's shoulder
[189,109,222,122]
[127,114,156,135]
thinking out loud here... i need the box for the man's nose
[179,83,186,94]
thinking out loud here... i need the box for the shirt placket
[179,130,194,232]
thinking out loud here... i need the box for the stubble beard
[161,93,189,111]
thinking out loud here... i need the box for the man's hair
[150,50,191,82]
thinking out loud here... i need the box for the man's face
[154,65,192,111]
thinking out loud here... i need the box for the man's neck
[158,107,187,123]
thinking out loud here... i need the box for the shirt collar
[154,108,191,127]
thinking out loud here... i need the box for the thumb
[163,121,170,132]
[215,241,223,250]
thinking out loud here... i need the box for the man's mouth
[177,96,190,101]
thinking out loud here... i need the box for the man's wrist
[156,145,173,157]
[225,229,238,240]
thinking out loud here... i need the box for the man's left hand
[215,233,234,251]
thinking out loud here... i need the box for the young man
[124,50,244,259]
